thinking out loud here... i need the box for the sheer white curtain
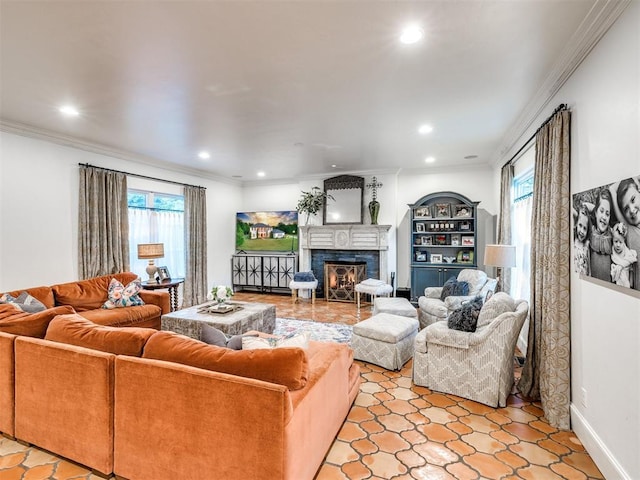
[511,195,532,302]
[129,208,185,280]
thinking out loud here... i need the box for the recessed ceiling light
[425,156,436,164]
[198,151,210,160]
[418,124,433,135]
[59,105,79,117]
[257,171,266,177]
[331,164,337,168]
[400,25,424,45]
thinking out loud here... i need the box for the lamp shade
[484,244,516,268]
[137,243,164,259]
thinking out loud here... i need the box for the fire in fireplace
[324,261,366,303]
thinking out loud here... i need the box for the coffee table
[160,301,276,340]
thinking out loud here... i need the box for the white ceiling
[0,1,623,183]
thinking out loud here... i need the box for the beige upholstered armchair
[413,292,529,408]
[417,269,497,329]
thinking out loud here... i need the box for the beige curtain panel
[78,165,130,279]
[519,108,571,429]
[183,185,208,307]
[498,163,514,292]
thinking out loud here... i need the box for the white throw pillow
[242,332,310,350]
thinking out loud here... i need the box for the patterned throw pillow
[0,291,47,313]
[447,296,483,332]
[242,332,310,350]
[440,277,469,301]
[102,278,145,309]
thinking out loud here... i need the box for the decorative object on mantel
[208,285,235,304]
[297,187,334,224]
[366,176,383,225]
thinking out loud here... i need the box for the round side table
[141,278,184,312]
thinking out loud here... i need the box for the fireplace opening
[324,261,366,303]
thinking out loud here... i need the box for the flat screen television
[236,211,298,252]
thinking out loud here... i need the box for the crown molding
[491,0,632,167]
[0,119,242,187]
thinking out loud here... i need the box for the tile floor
[0,291,604,480]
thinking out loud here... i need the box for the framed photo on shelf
[415,206,432,218]
[430,253,443,263]
[416,223,425,232]
[451,234,461,246]
[461,236,475,246]
[456,251,474,263]
[459,221,472,231]
[435,234,447,245]
[453,204,472,218]
[416,252,427,262]
[157,266,171,281]
[435,203,451,218]
[422,236,433,246]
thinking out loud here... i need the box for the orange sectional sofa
[0,272,170,338]
[1,308,361,479]
[0,272,169,438]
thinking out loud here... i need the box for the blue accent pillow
[447,296,484,332]
[293,271,316,282]
[440,277,469,301]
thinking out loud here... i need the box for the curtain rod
[79,163,206,190]
[503,103,568,168]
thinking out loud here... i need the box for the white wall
[0,131,242,291]
[492,4,640,478]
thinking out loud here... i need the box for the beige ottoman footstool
[373,297,417,318]
[351,313,419,370]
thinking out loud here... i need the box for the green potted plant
[297,187,333,224]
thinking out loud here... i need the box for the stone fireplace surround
[299,225,391,299]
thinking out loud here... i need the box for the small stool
[351,313,419,370]
[355,282,393,310]
[373,297,417,318]
[289,280,318,304]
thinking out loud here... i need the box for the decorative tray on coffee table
[197,302,243,315]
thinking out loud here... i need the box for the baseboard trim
[571,404,631,480]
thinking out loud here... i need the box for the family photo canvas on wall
[572,174,640,292]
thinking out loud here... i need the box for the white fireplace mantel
[299,224,392,282]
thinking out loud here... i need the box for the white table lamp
[484,244,516,292]
[137,243,165,283]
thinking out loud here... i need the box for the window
[511,167,534,302]
[128,189,185,281]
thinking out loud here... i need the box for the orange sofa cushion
[79,304,161,327]
[52,272,138,311]
[45,313,156,357]
[143,331,309,390]
[0,304,76,338]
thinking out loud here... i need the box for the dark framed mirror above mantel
[323,175,364,225]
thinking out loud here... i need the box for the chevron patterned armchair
[412,292,529,408]
[417,269,497,329]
